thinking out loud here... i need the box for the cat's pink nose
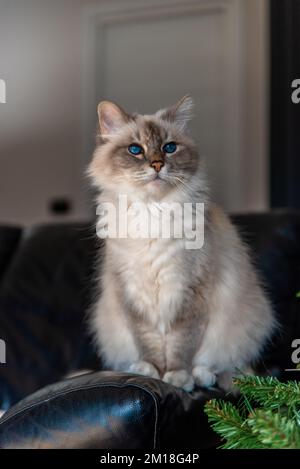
[151,161,164,173]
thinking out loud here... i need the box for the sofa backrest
[0,210,300,409]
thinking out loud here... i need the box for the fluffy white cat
[88,96,275,391]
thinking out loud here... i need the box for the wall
[0,0,88,225]
[0,0,269,226]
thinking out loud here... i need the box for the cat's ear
[98,101,130,136]
[158,95,194,130]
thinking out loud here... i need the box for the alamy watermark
[290,339,300,367]
[291,79,300,104]
[0,339,6,364]
[0,79,6,104]
[96,195,205,249]
[284,339,300,372]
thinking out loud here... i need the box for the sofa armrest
[0,371,224,449]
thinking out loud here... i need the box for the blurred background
[0,0,299,226]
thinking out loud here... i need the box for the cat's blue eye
[163,142,177,154]
[128,144,143,156]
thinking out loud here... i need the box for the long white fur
[89,99,275,391]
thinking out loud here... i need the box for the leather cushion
[0,371,223,449]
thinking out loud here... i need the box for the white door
[83,0,269,212]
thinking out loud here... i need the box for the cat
[88,96,275,392]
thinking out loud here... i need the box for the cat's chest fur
[109,237,190,333]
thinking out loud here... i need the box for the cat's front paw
[192,366,216,388]
[162,370,195,392]
[128,361,160,379]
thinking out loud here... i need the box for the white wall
[0,0,269,226]
[239,0,270,212]
[0,0,88,225]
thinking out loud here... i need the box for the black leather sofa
[0,211,300,449]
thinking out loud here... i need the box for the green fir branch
[248,409,300,449]
[204,400,265,449]
[234,376,300,412]
[204,376,300,449]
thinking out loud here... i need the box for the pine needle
[204,376,300,449]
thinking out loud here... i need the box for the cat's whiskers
[164,173,189,190]
[166,175,194,200]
